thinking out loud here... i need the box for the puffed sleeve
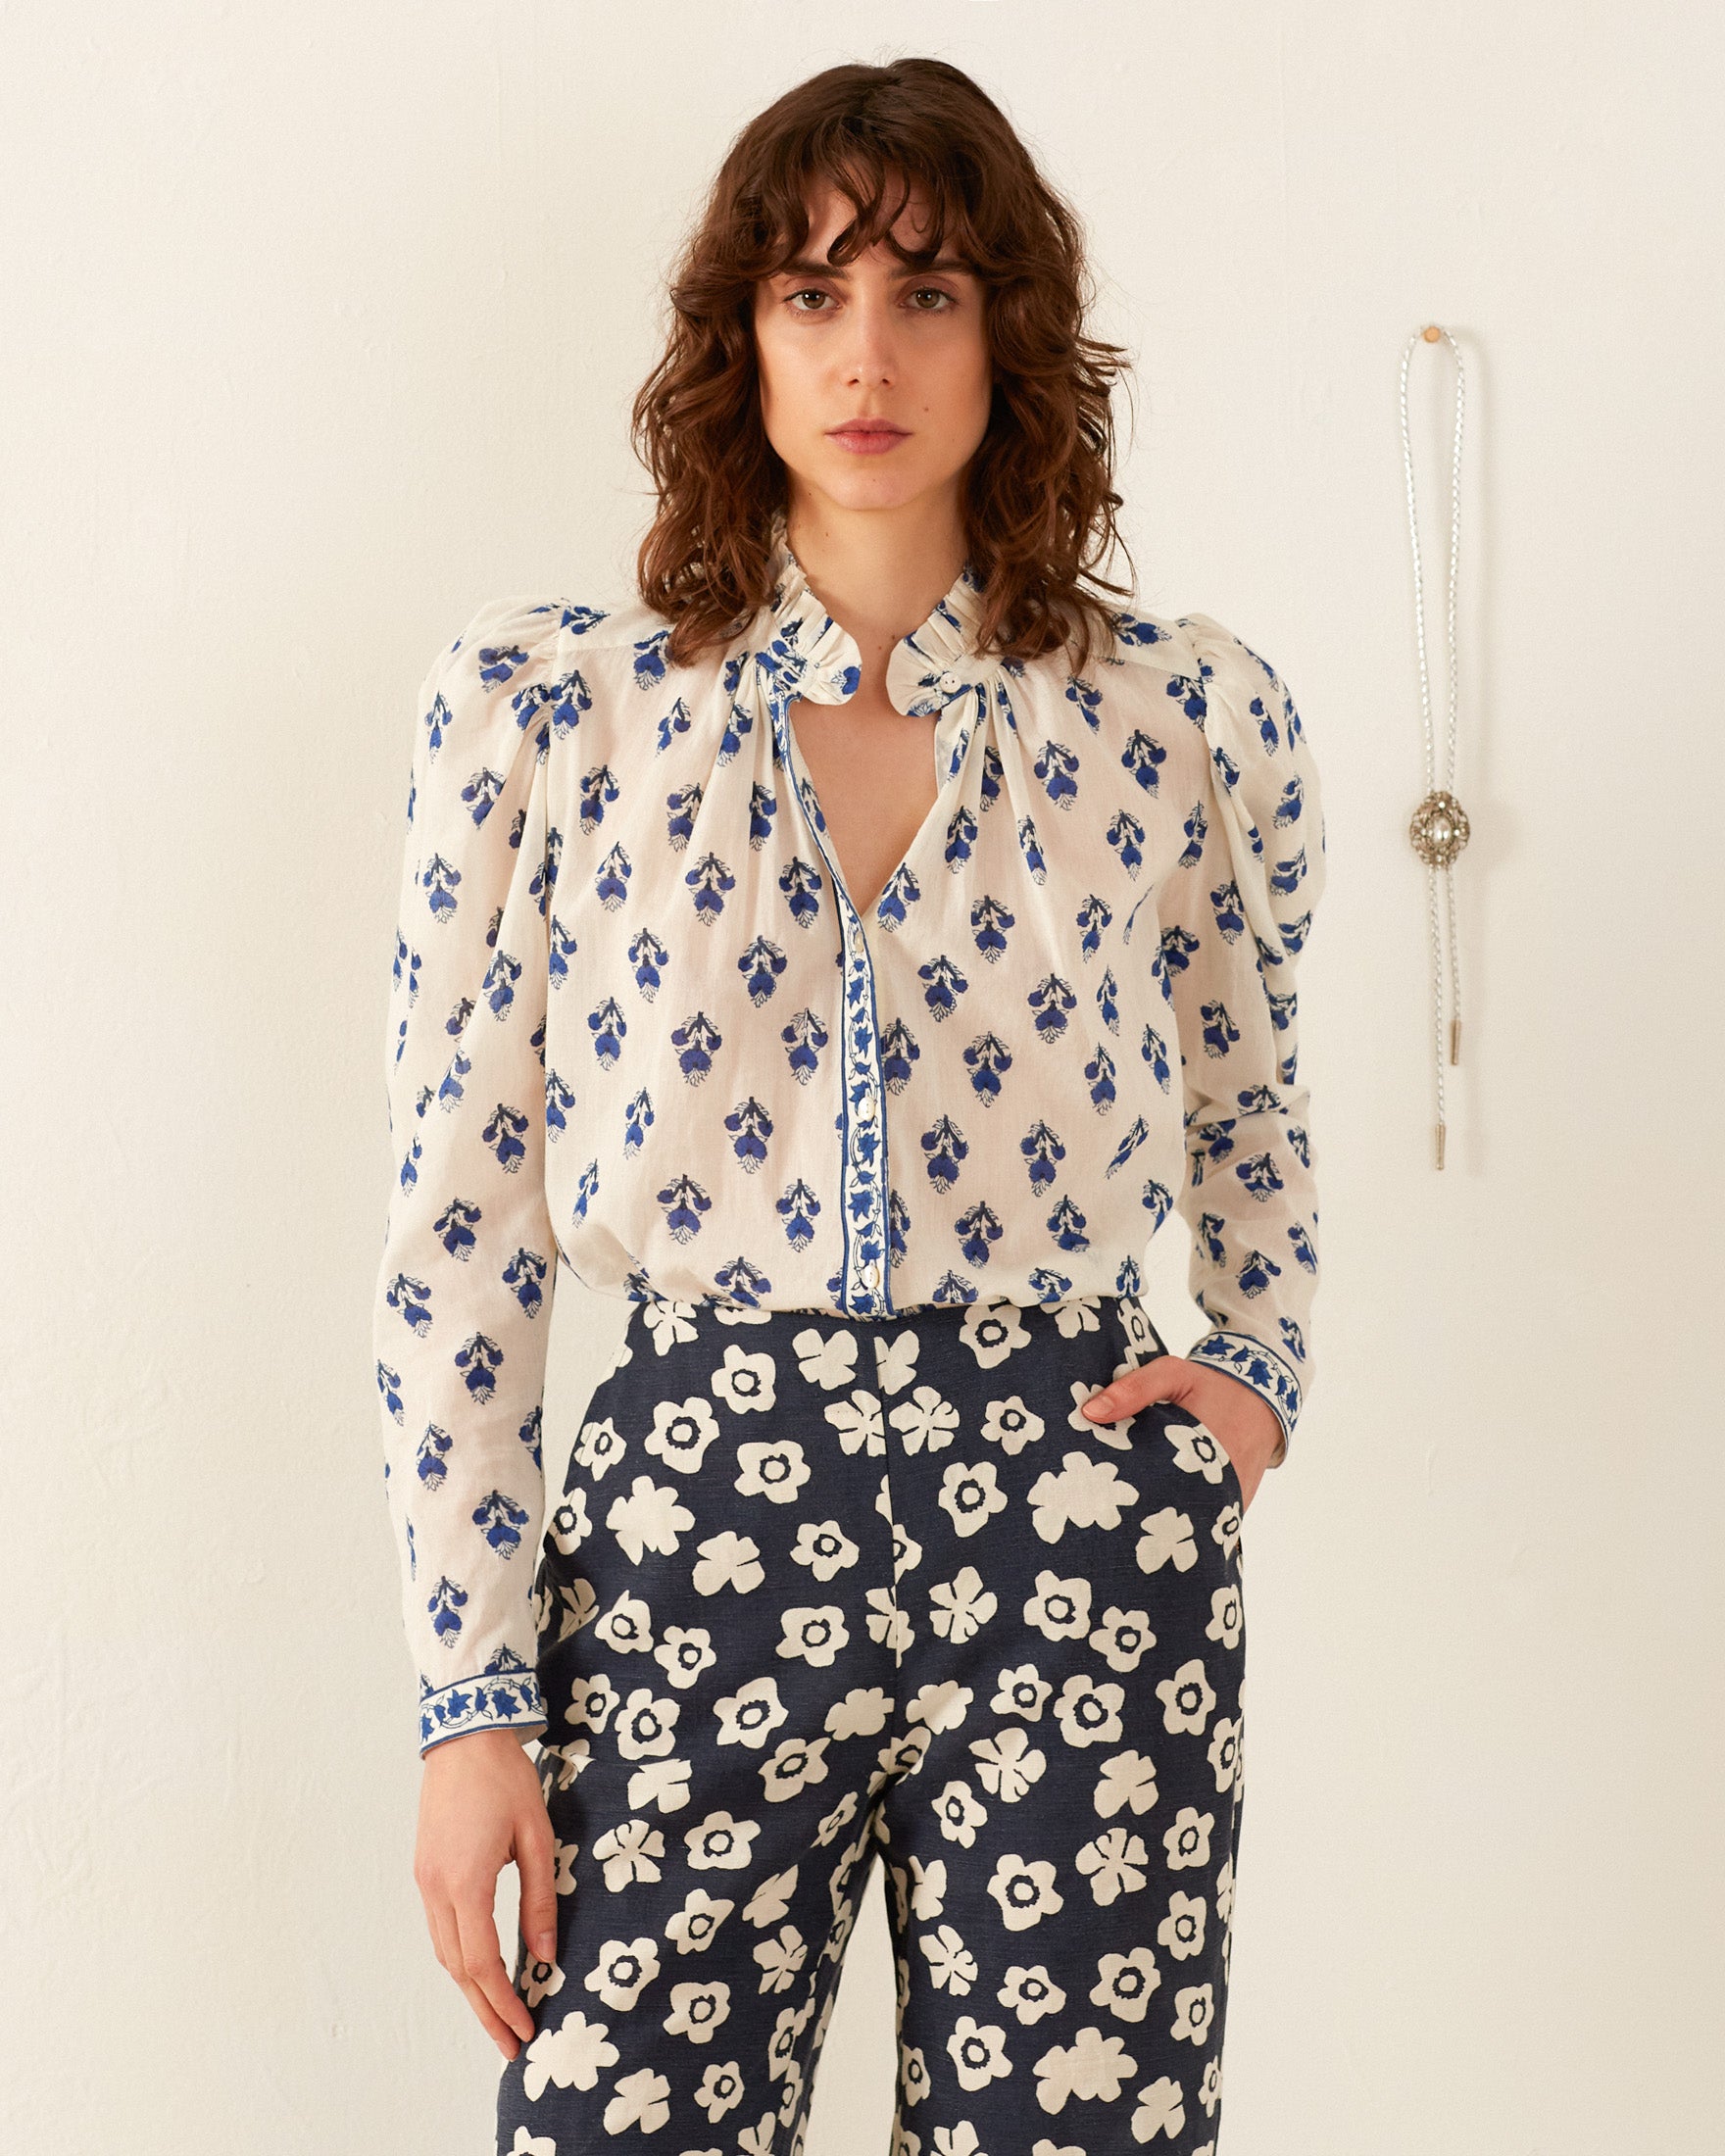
[372,595,566,1753]
[1158,612,1326,1464]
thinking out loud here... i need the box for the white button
[939,671,961,693]
[860,1259,881,1289]
[856,1091,876,1124]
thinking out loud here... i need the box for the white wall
[2,3,1719,2151]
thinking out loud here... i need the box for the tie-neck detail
[756,507,993,718]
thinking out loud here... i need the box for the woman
[373,56,1324,2156]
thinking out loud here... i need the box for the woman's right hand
[414,1727,560,2060]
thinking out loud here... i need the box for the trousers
[496,1292,1248,2155]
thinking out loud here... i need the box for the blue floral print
[373,507,1323,1754]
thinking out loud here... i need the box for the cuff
[418,1650,548,1757]
[1186,1328,1302,1465]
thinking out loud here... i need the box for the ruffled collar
[756,507,992,718]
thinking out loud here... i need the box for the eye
[907,286,959,312]
[784,287,835,314]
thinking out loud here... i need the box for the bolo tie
[1399,323,1470,1169]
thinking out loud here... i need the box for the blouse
[372,508,1326,1754]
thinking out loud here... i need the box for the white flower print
[1208,1715,1240,1791]
[1162,1417,1230,1483]
[713,1676,788,1750]
[890,1384,962,1454]
[592,1819,665,1891]
[1076,1827,1149,1905]
[583,1936,661,2011]
[663,1977,732,2043]
[1162,1806,1214,1872]
[711,1344,778,1413]
[1031,2026,1138,2113]
[603,2063,671,2133]
[742,1866,799,1927]
[625,1757,692,1814]
[1065,1379,1134,1449]
[738,2110,778,2155]
[919,1923,979,1996]
[890,1514,925,1579]
[519,2008,617,2102]
[1169,1981,1215,2046]
[550,1575,598,1641]
[1212,1497,1244,1563]
[574,1415,627,1480]
[1032,2144,1084,2156]
[1093,1748,1158,1819]
[997,1963,1067,2025]
[752,1923,808,1993]
[1158,1890,1208,1961]
[684,1810,761,1872]
[946,2016,1012,2091]
[653,1624,716,1690]
[908,1854,948,1920]
[824,1686,894,1740]
[907,1680,973,1735]
[873,1327,921,1394]
[734,1439,812,1503]
[614,1688,680,1761]
[877,1725,935,1780]
[969,1727,1047,1802]
[546,1487,592,1554]
[890,2130,920,2156]
[986,1853,1063,1931]
[979,1395,1045,1453]
[518,1947,567,2013]
[932,2125,985,2156]
[1052,1296,1103,1339]
[568,1672,619,1734]
[540,1740,592,1795]
[1214,1854,1235,1924]
[825,1389,887,1454]
[1118,1297,1159,1355]
[1199,2050,1224,2117]
[865,1585,912,1652]
[759,1734,831,1803]
[694,2057,746,2122]
[776,2058,805,2130]
[900,2043,931,2108]
[776,1604,851,1668]
[1089,1945,1161,2022]
[960,1300,1030,1368]
[991,1663,1053,1721]
[605,1476,696,1564]
[1026,1453,1140,1544]
[938,1458,1010,1537]
[1134,1505,1200,1575]
[643,1394,722,1474]
[790,1519,861,1581]
[929,1566,998,1643]
[1087,1604,1156,1672]
[594,1592,654,1655]
[691,1529,765,1595]
[1053,1673,1125,1750]
[766,1998,813,2079]
[1156,1656,1217,1736]
[665,1886,734,1954]
[1022,1570,1092,1642]
[815,1788,859,1845]
[641,1297,699,1356]
[1206,1580,1244,1650]
[791,1324,861,1389]
[932,1780,989,1847]
[1128,2074,1186,2142]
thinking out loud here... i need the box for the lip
[827,419,910,454]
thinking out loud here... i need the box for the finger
[514,1806,562,1970]
[1080,1356,1186,1420]
[453,1891,536,2049]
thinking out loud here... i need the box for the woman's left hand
[1080,1354,1283,1512]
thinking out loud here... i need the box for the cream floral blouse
[373,511,1326,1751]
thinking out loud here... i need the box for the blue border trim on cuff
[1187,1328,1302,1452]
[418,1654,547,1756]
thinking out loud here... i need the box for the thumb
[516,1809,561,1969]
[1083,1351,1189,1419]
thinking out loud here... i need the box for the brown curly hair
[628,56,1138,678]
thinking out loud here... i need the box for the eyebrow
[770,255,974,280]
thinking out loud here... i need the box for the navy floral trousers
[497,1292,1248,2156]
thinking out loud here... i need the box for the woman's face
[753,176,993,525]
